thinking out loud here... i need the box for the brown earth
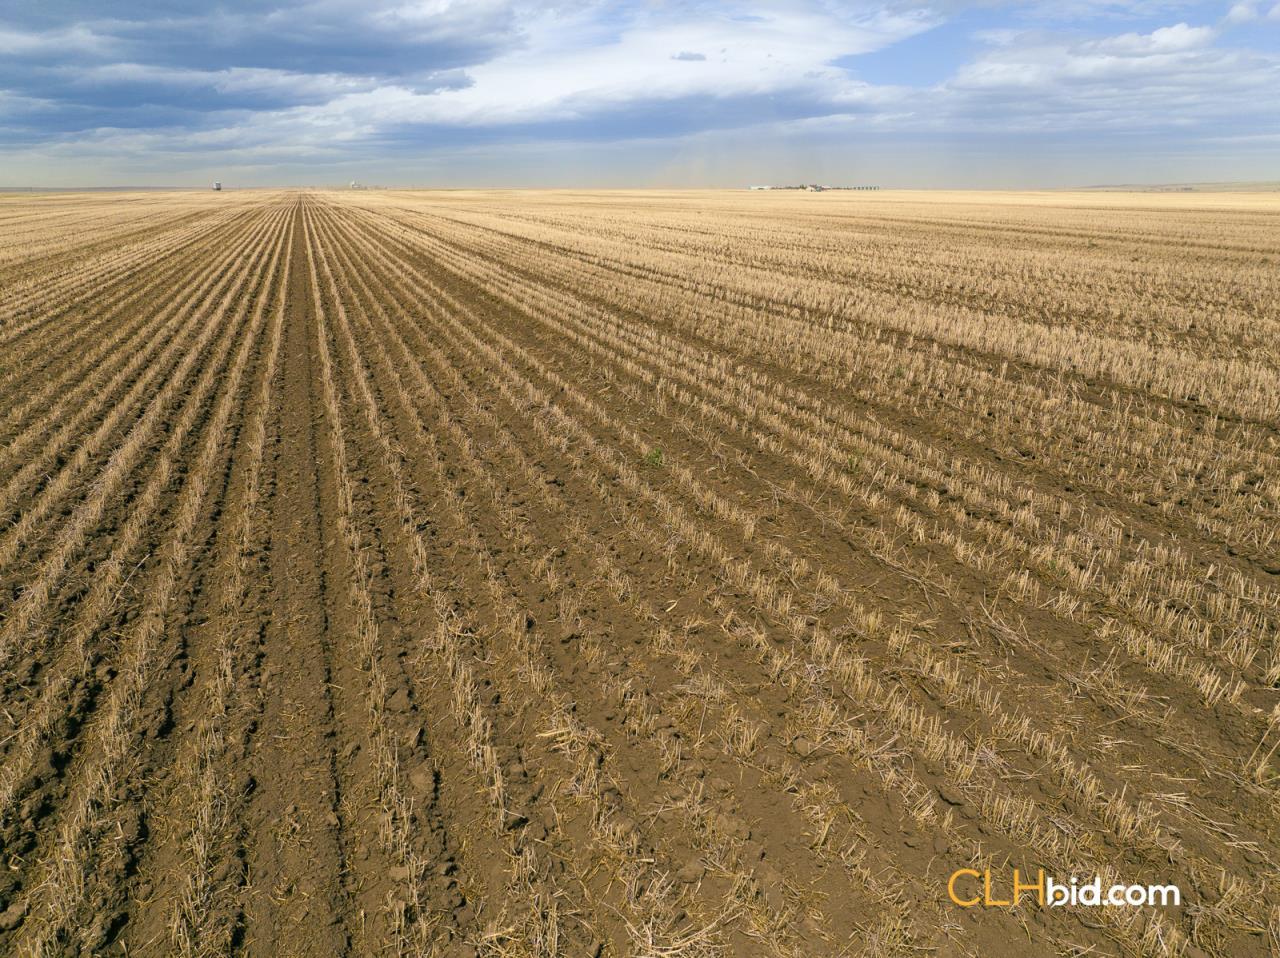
[0,189,1277,957]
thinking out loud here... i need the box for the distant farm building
[747,183,879,191]
[213,181,221,191]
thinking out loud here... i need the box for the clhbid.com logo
[948,869,1181,908]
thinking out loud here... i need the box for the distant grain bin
[213,181,222,191]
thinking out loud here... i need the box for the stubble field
[0,188,1277,957]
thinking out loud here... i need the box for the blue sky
[1,1,1278,187]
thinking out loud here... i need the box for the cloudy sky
[1,1,1277,187]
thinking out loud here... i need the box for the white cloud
[1222,0,1280,20]
[1226,2,1258,23]
[1089,22,1216,54]
[113,0,922,151]
[0,24,113,56]
[914,15,1280,144]
[971,28,1023,47]
[77,62,385,100]
[344,3,933,127]
[952,21,1238,91]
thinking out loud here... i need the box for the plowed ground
[0,189,1277,958]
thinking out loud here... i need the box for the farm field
[0,187,1277,957]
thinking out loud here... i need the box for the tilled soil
[0,190,1277,957]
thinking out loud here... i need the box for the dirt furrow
[235,205,354,957]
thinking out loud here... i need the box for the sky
[1,1,1278,187]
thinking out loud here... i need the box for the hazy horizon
[2,1,1278,189]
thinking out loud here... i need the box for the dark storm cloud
[0,0,516,122]
[3,1,522,75]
